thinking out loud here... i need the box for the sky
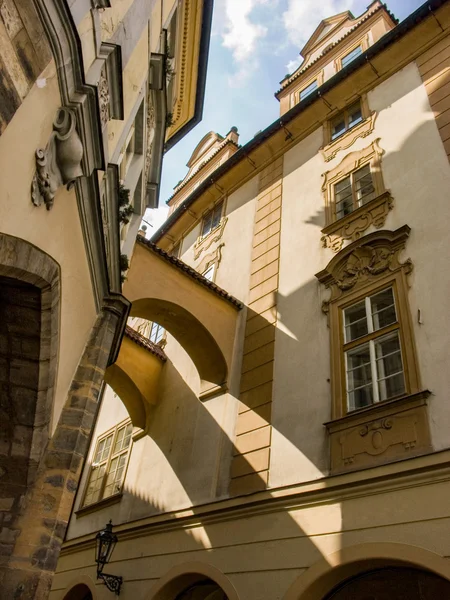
[142,0,426,234]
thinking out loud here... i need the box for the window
[149,322,165,344]
[299,79,317,101]
[202,264,215,281]
[341,45,362,69]
[82,421,133,507]
[330,101,363,141]
[334,163,375,220]
[170,242,181,258]
[201,201,223,238]
[343,287,405,412]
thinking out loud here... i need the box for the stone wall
[0,277,41,569]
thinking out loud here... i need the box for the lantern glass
[96,521,118,571]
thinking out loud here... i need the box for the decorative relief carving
[98,67,110,129]
[194,217,228,260]
[31,107,83,210]
[326,391,431,473]
[321,111,377,162]
[197,243,224,275]
[144,101,155,184]
[316,226,413,302]
[321,191,394,252]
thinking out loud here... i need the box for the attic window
[341,45,362,69]
[299,80,318,101]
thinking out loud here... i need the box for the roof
[277,2,398,95]
[164,0,214,152]
[168,138,239,203]
[124,326,167,361]
[136,235,243,309]
[151,0,447,245]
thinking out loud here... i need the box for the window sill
[321,191,393,252]
[321,111,376,163]
[325,390,432,474]
[75,493,123,517]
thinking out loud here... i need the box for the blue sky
[143,0,426,232]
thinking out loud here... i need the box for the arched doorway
[63,583,93,600]
[324,567,450,599]
[175,580,228,600]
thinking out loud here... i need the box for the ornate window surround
[316,227,431,473]
[290,70,324,109]
[194,198,228,260]
[198,243,224,283]
[321,139,393,252]
[321,95,377,162]
[334,35,369,72]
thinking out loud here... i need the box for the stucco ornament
[144,101,156,182]
[98,67,110,129]
[31,107,83,210]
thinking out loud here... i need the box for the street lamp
[95,521,123,595]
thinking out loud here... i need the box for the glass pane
[370,288,397,331]
[113,427,125,455]
[211,203,223,230]
[300,80,317,100]
[203,265,215,281]
[375,333,405,401]
[150,323,165,344]
[334,176,353,219]
[331,116,346,140]
[94,439,105,464]
[84,464,105,506]
[348,385,373,411]
[344,299,368,342]
[123,424,133,449]
[202,212,213,237]
[342,45,362,69]
[354,164,375,206]
[348,102,363,128]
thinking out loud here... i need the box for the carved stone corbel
[31,107,83,210]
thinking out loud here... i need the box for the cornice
[60,447,450,555]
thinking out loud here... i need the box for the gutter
[152,0,448,243]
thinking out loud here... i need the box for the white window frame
[149,322,166,344]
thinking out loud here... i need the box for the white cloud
[221,0,269,83]
[283,0,356,53]
[286,56,302,74]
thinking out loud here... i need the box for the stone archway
[63,584,93,600]
[0,234,60,571]
[325,567,450,599]
[175,580,228,600]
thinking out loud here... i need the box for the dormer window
[341,45,363,69]
[331,101,363,140]
[299,79,318,101]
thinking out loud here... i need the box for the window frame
[329,100,364,142]
[291,71,324,109]
[200,200,224,240]
[335,36,369,72]
[332,161,376,221]
[340,44,363,69]
[149,322,166,344]
[341,285,407,412]
[81,419,133,509]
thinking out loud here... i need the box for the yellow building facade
[0,0,212,598]
[52,1,450,599]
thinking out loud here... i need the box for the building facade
[0,0,212,598]
[52,1,450,599]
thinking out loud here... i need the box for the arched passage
[63,584,93,600]
[324,567,450,599]
[131,298,228,389]
[0,234,60,569]
[124,240,242,399]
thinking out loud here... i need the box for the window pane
[346,343,373,411]
[375,332,405,401]
[202,212,213,237]
[370,288,397,331]
[203,265,215,281]
[113,427,125,455]
[344,300,368,342]
[300,80,317,100]
[331,116,346,140]
[84,464,105,506]
[348,102,363,128]
[354,164,375,206]
[123,424,133,449]
[342,45,362,69]
[211,203,223,230]
[150,322,165,344]
[334,176,353,219]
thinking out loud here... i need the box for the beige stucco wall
[271,61,450,489]
[51,453,450,600]
[0,59,96,431]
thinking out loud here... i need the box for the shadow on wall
[64,88,450,598]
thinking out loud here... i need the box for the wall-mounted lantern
[95,520,123,595]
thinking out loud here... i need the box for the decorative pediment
[316,226,412,301]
